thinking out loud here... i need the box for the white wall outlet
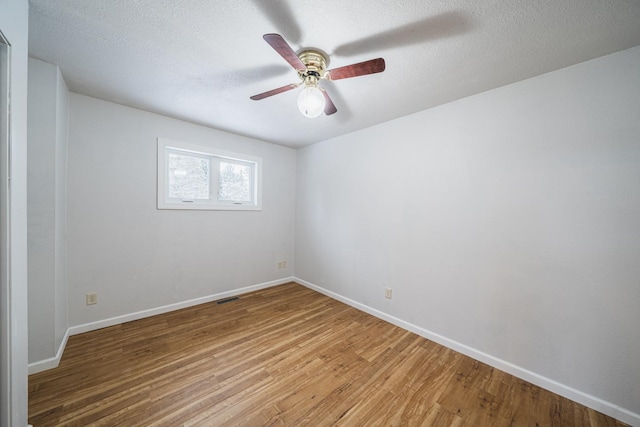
[86,293,98,305]
[277,260,287,270]
[385,288,392,299]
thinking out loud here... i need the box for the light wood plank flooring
[29,282,627,426]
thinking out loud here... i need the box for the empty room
[1,0,639,425]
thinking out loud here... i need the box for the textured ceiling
[28,0,640,148]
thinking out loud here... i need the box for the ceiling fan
[250,34,386,118]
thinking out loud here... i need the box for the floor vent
[216,296,240,305]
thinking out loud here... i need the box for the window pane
[168,152,210,199]
[219,161,251,202]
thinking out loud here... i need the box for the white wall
[27,58,69,366]
[295,45,640,424]
[0,0,29,425]
[67,94,296,327]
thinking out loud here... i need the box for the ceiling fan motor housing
[298,50,329,81]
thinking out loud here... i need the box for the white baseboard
[28,328,71,375]
[68,277,294,336]
[294,277,640,427]
[28,277,294,374]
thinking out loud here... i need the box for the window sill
[157,202,262,211]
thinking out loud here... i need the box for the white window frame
[157,138,262,211]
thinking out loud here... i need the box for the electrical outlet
[86,293,98,305]
[277,260,287,270]
[385,288,392,299]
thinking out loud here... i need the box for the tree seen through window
[219,161,251,202]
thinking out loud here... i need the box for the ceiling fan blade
[327,58,386,80]
[321,88,337,115]
[263,33,306,71]
[250,83,299,100]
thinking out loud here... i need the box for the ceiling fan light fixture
[297,84,325,118]
[251,34,386,118]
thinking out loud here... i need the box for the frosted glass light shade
[297,86,325,118]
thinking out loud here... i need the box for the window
[157,138,262,210]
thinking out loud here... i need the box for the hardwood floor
[29,282,627,426]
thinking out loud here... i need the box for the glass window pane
[168,152,210,199]
[218,161,251,202]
